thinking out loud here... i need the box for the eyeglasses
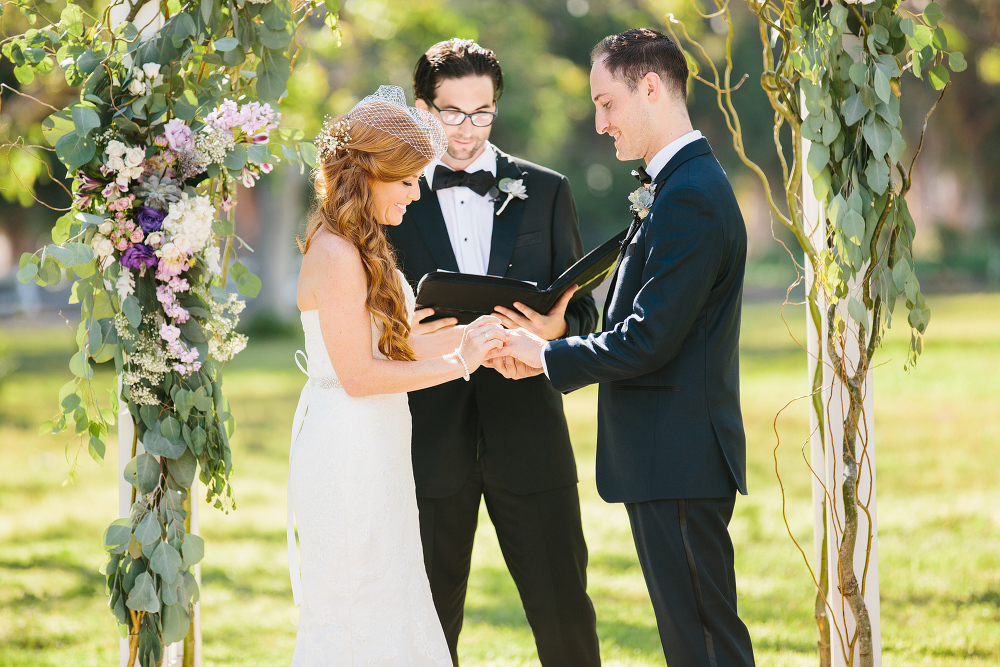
[429,101,497,127]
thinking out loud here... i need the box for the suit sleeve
[550,175,599,337]
[543,186,724,392]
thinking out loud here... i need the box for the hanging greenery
[4,0,338,663]
[666,0,964,664]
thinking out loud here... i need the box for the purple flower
[135,206,166,233]
[120,244,158,269]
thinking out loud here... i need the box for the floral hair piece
[315,118,353,163]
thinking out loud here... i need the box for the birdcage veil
[315,85,448,163]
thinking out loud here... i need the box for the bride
[288,86,507,665]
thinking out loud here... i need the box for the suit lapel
[602,138,714,325]
[409,174,460,273]
[486,150,528,277]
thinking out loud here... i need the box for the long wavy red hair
[302,108,433,361]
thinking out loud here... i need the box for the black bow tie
[632,166,652,185]
[432,165,497,196]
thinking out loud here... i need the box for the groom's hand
[483,355,544,380]
[493,285,578,341]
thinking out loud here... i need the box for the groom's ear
[415,98,430,112]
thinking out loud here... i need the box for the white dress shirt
[539,130,704,379]
[424,143,498,276]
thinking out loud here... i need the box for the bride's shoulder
[302,230,365,284]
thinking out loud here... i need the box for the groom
[497,29,756,666]
[385,39,601,665]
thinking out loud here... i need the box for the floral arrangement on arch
[7,0,333,660]
[81,98,283,404]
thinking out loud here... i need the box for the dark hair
[413,38,504,104]
[591,28,688,98]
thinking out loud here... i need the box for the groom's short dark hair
[413,39,505,104]
[591,29,688,100]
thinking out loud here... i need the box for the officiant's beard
[445,133,487,164]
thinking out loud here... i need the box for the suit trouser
[416,453,601,667]
[625,495,755,667]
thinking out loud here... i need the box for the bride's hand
[456,315,507,373]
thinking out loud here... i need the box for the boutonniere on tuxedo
[628,182,655,221]
[495,177,528,215]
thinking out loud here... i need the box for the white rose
[98,221,114,235]
[107,155,125,172]
[106,140,126,158]
[92,234,114,258]
[145,231,164,248]
[128,78,147,96]
[142,63,161,80]
[125,146,145,167]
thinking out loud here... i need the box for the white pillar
[803,134,882,666]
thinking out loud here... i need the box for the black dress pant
[416,454,601,666]
[625,495,755,667]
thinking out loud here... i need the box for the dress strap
[294,349,309,376]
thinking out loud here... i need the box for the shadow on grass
[1,553,104,606]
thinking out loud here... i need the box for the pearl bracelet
[455,350,471,381]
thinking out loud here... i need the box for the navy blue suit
[543,138,755,666]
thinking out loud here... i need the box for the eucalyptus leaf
[144,421,187,459]
[149,540,183,584]
[139,405,158,431]
[928,65,950,90]
[122,295,141,328]
[256,51,291,101]
[865,157,891,195]
[806,142,830,180]
[16,263,38,283]
[161,602,189,645]
[848,297,870,333]
[214,36,239,51]
[124,452,161,495]
[874,69,891,105]
[167,448,198,488]
[69,349,93,379]
[842,93,867,126]
[182,533,206,569]
[126,571,160,613]
[842,210,865,244]
[71,103,101,137]
[160,416,181,444]
[134,510,162,545]
[103,518,132,554]
[863,119,892,159]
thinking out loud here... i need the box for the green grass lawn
[1,293,998,666]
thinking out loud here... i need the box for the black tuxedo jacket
[387,148,599,497]
[543,138,748,503]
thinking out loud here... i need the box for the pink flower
[115,238,129,251]
[162,118,195,152]
[220,194,235,211]
[260,163,273,174]
[159,323,181,342]
[154,135,169,148]
[130,228,144,243]
[240,166,259,188]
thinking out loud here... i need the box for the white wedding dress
[287,272,451,666]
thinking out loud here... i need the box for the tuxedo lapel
[601,138,714,326]
[486,150,528,277]
[410,175,460,273]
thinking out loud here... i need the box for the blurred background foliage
[1,0,998,321]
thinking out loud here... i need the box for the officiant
[385,38,602,666]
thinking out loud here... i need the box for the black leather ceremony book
[415,227,628,324]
